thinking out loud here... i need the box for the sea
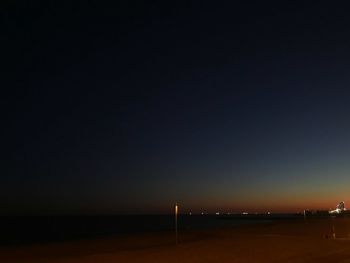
[0,214,301,246]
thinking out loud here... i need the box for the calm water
[0,214,301,246]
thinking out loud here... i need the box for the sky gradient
[2,1,350,214]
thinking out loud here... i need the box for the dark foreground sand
[2,218,350,263]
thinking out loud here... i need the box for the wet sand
[1,218,350,263]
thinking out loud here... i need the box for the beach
[1,218,350,263]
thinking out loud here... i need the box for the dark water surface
[0,214,301,246]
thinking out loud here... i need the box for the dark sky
[2,1,350,214]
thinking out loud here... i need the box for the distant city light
[329,201,346,214]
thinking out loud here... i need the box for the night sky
[2,1,350,215]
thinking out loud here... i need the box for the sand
[1,218,350,263]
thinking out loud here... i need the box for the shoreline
[0,214,282,247]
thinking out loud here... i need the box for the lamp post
[175,202,178,245]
